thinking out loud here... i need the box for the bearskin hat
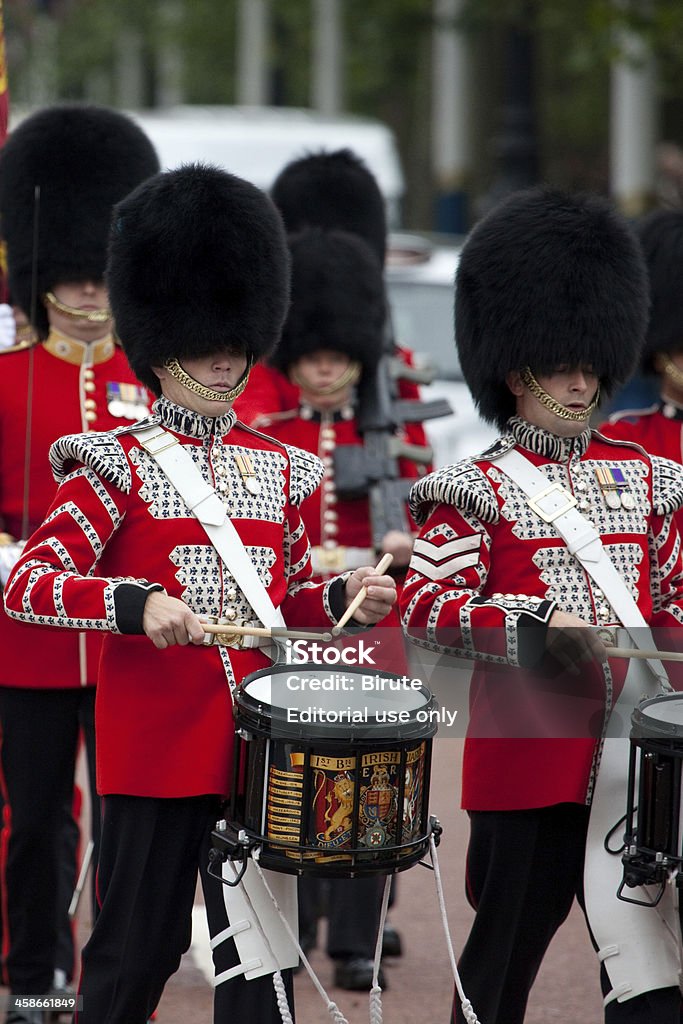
[0,104,159,338]
[270,149,387,265]
[635,209,683,372]
[455,187,649,428]
[108,163,290,395]
[270,227,385,376]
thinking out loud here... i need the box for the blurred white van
[127,105,405,226]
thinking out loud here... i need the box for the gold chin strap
[164,357,252,403]
[661,355,683,389]
[521,367,601,422]
[44,291,112,324]
[290,359,361,397]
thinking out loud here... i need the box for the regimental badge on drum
[106,381,149,421]
[233,451,261,496]
[594,464,635,511]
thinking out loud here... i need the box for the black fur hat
[108,163,290,395]
[455,187,649,428]
[0,104,159,338]
[635,209,683,372]
[270,149,387,265]
[270,228,385,375]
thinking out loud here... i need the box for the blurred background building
[4,0,683,234]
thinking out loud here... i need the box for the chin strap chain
[429,834,481,1024]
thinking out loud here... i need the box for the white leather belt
[496,448,670,690]
[133,425,286,651]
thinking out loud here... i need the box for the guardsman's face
[46,280,112,342]
[292,349,353,410]
[506,364,600,437]
[153,349,248,416]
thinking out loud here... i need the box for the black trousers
[298,875,384,960]
[0,686,100,994]
[452,804,682,1024]
[76,794,294,1024]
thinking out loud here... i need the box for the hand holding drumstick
[334,552,396,635]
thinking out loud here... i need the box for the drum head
[631,692,683,740]
[237,665,438,740]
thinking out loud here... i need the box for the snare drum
[621,692,683,893]
[219,665,438,876]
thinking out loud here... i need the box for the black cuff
[328,577,367,630]
[114,582,165,634]
[517,601,555,668]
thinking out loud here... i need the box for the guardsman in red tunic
[255,226,418,992]
[4,164,397,1024]
[400,188,683,1024]
[234,147,430,448]
[0,104,158,1023]
[602,210,683,533]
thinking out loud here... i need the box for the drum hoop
[631,692,683,741]
[236,664,438,741]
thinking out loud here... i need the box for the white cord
[252,854,351,1024]
[429,834,481,1024]
[368,874,392,1024]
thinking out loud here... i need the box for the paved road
[57,738,602,1023]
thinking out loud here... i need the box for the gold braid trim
[521,367,600,422]
[164,357,252,403]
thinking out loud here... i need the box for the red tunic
[4,397,342,798]
[258,404,423,571]
[0,332,150,689]
[600,402,683,533]
[401,417,683,811]
[235,348,430,452]
[259,403,423,674]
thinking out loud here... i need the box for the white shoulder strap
[496,447,669,688]
[132,424,285,633]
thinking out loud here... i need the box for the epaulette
[607,404,659,425]
[409,459,499,527]
[286,445,325,507]
[651,456,683,517]
[248,408,299,431]
[0,337,40,356]
[49,428,135,492]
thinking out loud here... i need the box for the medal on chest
[233,451,261,496]
[594,464,635,511]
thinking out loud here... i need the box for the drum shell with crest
[226,665,438,876]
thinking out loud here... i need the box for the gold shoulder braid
[521,367,600,422]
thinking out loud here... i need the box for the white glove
[0,304,16,350]
[0,540,25,587]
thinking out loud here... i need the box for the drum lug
[208,820,259,887]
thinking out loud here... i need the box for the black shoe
[381,922,403,957]
[334,957,387,991]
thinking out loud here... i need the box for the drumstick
[202,623,333,643]
[331,552,394,637]
[606,647,683,663]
